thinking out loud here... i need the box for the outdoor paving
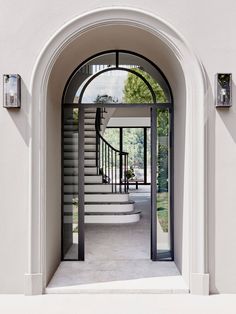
[1,294,236,314]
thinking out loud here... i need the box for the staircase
[63,107,141,224]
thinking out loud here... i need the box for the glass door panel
[157,108,172,260]
[62,107,80,260]
[123,128,144,183]
[146,128,151,184]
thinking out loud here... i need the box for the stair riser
[85,176,103,183]
[64,152,97,158]
[64,126,78,131]
[85,194,129,202]
[85,159,96,166]
[63,205,74,213]
[84,118,95,123]
[64,125,96,135]
[64,160,96,166]
[84,113,96,118]
[63,132,78,138]
[85,138,96,144]
[85,108,96,113]
[64,145,78,152]
[64,184,112,193]
[64,176,103,184]
[84,131,96,137]
[85,185,112,193]
[64,138,79,145]
[84,168,97,175]
[64,168,79,176]
[85,214,140,224]
[64,152,79,159]
[64,153,96,160]
[64,195,76,202]
[85,151,96,158]
[85,203,134,213]
[84,144,96,150]
[63,214,140,224]
[64,160,78,167]
[63,216,73,224]
[85,126,95,131]
[64,131,97,138]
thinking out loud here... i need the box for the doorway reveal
[61,50,174,262]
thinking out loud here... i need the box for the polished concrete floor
[65,186,169,260]
[47,187,187,293]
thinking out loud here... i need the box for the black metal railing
[95,108,129,193]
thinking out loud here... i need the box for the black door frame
[68,102,173,261]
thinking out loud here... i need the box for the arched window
[63,51,172,105]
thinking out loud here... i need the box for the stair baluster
[95,108,129,193]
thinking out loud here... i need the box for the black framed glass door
[61,49,174,262]
[62,103,173,261]
[62,105,84,260]
[151,106,173,261]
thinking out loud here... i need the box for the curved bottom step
[85,201,135,213]
[85,210,141,224]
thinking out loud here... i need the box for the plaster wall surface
[0,0,236,293]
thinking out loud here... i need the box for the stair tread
[64,183,108,186]
[85,209,141,216]
[85,201,135,205]
[64,201,134,205]
[64,174,101,177]
[85,192,129,194]
[84,183,111,185]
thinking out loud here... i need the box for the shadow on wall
[217,80,236,144]
[205,68,217,294]
[7,78,31,146]
[209,80,236,294]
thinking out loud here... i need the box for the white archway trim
[26,7,209,295]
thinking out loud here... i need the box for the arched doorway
[27,8,209,295]
[61,50,174,262]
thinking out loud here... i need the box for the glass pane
[81,70,154,104]
[123,128,144,183]
[62,107,79,259]
[64,52,116,103]
[157,109,171,260]
[146,128,151,184]
[103,128,120,151]
[119,52,171,103]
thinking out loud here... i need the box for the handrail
[95,108,129,193]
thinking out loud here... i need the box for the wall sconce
[3,74,21,108]
[216,73,232,108]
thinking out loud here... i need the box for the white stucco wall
[0,0,236,293]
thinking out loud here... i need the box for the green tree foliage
[94,94,118,104]
[123,128,144,170]
[123,68,166,104]
[157,110,169,192]
[123,69,170,192]
[102,69,170,192]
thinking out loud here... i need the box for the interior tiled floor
[47,186,188,293]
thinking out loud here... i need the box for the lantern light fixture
[3,74,21,108]
[216,73,232,108]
